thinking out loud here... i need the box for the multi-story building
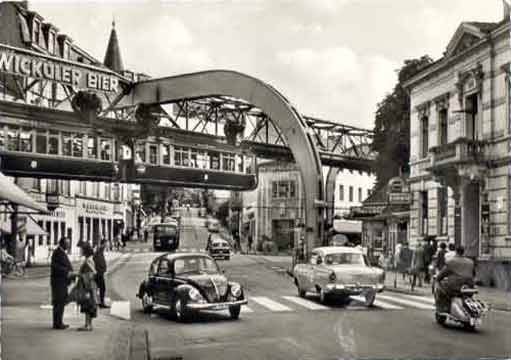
[405,14,510,288]
[0,2,141,262]
[241,161,374,251]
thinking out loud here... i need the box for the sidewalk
[2,253,149,360]
[8,251,124,280]
[384,270,511,312]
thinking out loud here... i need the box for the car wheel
[174,295,191,322]
[319,288,329,304]
[435,312,447,326]
[229,305,241,320]
[141,292,154,314]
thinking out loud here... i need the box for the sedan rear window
[324,253,367,266]
[155,225,177,235]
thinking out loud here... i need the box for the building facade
[405,17,511,288]
[328,168,376,218]
[0,2,141,262]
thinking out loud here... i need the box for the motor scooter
[433,277,488,330]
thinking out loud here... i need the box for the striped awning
[0,172,48,213]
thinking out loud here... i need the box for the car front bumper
[324,283,385,296]
[186,299,248,311]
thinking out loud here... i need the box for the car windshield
[155,225,177,235]
[324,253,368,266]
[174,256,219,275]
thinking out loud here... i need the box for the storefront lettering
[81,202,110,214]
[0,46,120,92]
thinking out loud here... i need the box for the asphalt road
[110,208,511,360]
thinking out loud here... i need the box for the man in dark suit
[93,239,110,308]
[50,237,74,329]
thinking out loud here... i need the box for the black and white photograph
[0,0,510,359]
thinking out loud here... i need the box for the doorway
[462,182,480,258]
[272,219,294,251]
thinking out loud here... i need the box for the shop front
[76,198,123,247]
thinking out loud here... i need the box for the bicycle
[1,259,26,277]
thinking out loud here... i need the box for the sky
[28,0,503,130]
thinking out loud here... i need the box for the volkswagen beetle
[137,251,247,322]
[293,246,385,306]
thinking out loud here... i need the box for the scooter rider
[435,245,475,313]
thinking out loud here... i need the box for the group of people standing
[394,238,457,291]
[50,237,110,331]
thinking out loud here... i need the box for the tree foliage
[371,55,433,187]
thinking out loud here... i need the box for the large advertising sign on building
[0,44,125,92]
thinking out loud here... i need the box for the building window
[174,146,189,167]
[162,144,170,165]
[6,127,19,151]
[36,130,47,154]
[79,181,87,196]
[439,108,448,146]
[105,183,111,200]
[209,151,219,170]
[62,132,72,156]
[421,116,429,158]
[88,137,97,159]
[136,143,146,163]
[33,20,40,45]
[100,139,112,161]
[438,187,448,236]
[272,180,296,199]
[222,152,236,172]
[339,185,344,201]
[47,179,58,194]
[48,31,55,54]
[149,144,158,165]
[45,222,51,245]
[420,191,428,235]
[349,186,353,202]
[48,131,59,155]
[358,187,362,202]
[73,136,83,157]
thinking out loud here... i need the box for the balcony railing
[429,138,487,169]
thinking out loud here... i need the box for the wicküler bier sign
[0,44,121,92]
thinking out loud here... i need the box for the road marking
[377,294,435,310]
[281,296,329,310]
[240,306,254,313]
[349,295,404,310]
[398,293,435,304]
[250,296,293,312]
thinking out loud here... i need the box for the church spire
[103,19,124,73]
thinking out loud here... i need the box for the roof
[0,172,48,213]
[361,185,387,205]
[161,251,211,260]
[313,246,363,255]
[465,21,501,33]
[103,21,124,73]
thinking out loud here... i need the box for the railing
[429,138,487,168]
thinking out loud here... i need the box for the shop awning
[0,217,47,236]
[333,219,362,234]
[0,172,48,213]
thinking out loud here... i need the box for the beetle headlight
[230,283,242,297]
[188,287,202,301]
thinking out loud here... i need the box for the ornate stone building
[405,17,511,289]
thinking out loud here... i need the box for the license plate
[212,304,228,310]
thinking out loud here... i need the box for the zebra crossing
[236,292,436,314]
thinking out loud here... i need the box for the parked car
[208,238,231,260]
[150,222,180,251]
[208,219,220,233]
[137,251,248,322]
[293,246,385,306]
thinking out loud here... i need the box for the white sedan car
[293,246,385,306]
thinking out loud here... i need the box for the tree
[371,55,433,187]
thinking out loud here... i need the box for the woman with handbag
[77,243,98,331]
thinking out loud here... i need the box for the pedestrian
[114,233,121,251]
[206,233,212,251]
[247,234,253,254]
[445,243,456,262]
[423,238,434,284]
[411,242,425,291]
[394,242,402,270]
[235,233,241,254]
[121,231,128,248]
[93,239,110,309]
[50,237,75,330]
[77,242,98,331]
